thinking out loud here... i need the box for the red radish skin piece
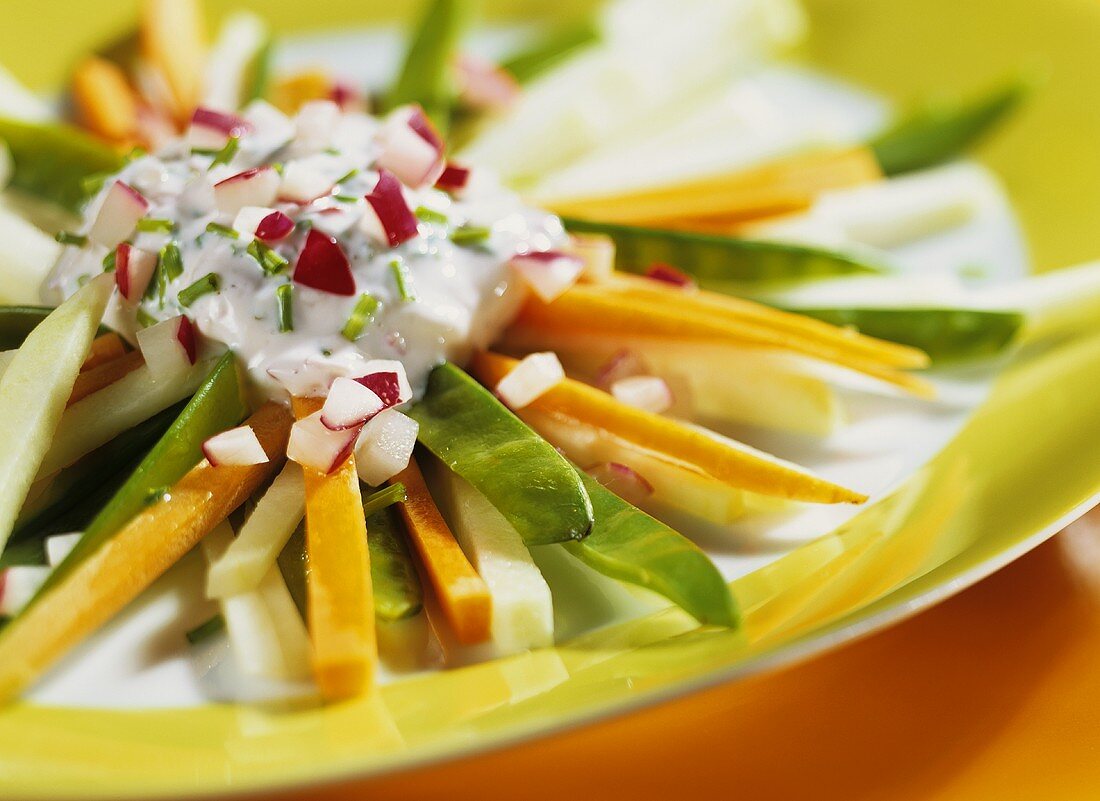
[188,107,253,149]
[136,315,197,379]
[202,425,270,466]
[456,53,521,111]
[293,230,356,296]
[330,82,362,111]
[177,316,198,365]
[353,408,419,486]
[595,349,649,391]
[436,164,471,193]
[362,170,419,247]
[354,359,412,407]
[115,243,158,303]
[255,210,295,242]
[377,117,444,189]
[610,375,674,414]
[287,411,360,474]
[320,377,385,430]
[585,462,654,506]
[645,263,696,289]
[90,181,149,248]
[404,106,444,153]
[509,250,584,303]
[278,161,336,204]
[0,566,50,616]
[231,206,276,238]
[214,167,280,215]
[495,352,564,409]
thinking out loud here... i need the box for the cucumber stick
[561,217,885,285]
[385,0,471,127]
[501,18,602,84]
[365,506,423,622]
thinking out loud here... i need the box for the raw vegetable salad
[0,0,1073,705]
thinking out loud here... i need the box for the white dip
[44,99,565,401]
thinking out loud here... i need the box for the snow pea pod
[565,471,739,628]
[0,118,124,212]
[501,17,602,84]
[561,217,886,286]
[385,0,471,129]
[781,306,1024,362]
[409,362,594,545]
[0,306,114,352]
[869,78,1029,176]
[365,506,422,622]
[34,352,247,601]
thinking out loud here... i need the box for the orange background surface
[279,511,1100,801]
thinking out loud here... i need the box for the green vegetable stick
[565,471,739,628]
[560,218,886,286]
[385,0,472,128]
[409,362,594,545]
[33,352,247,602]
[779,307,1024,362]
[869,77,1031,176]
[501,17,602,84]
[0,119,124,212]
[366,506,423,622]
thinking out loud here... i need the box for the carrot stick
[391,457,491,645]
[67,349,144,407]
[470,351,867,505]
[71,57,139,144]
[292,396,376,701]
[140,0,206,123]
[0,402,290,702]
[80,332,127,373]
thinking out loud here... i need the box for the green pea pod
[409,362,594,545]
[242,37,275,106]
[781,306,1024,362]
[33,352,247,602]
[565,471,738,628]
[277,522,308,619]
[0,118,124,212]
[501,17,602,84]
[869,78,1030,176]
[0,306,115,351]
[366,506,423,622]
[385,0,472,129]
[561,218,886,286]
[0,538,45,570]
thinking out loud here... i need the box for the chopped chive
[415,205,448,224]
[102,249,117,272]
[341,293,380,341]
[136,307,157,328]
[336,168,359,184]
[55,231,88,247]
[205,222,239,239]
[190,147,219,157]
[275,283,294,332]
[178,272,221,307]
[334,194,361,204]
[160,242,184,281]
[361,482,406,517]
[185,614,225,645]
[390,259,415,302]
[210,136,240,168]
[324,147,340,156]
[137,218,175,233]
[451,225,491,246]
[247,239,289,276]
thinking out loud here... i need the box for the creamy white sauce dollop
[44,100,565,401]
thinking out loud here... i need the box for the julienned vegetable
[364,506,422,622]
[385,0,471,128]
[409,362,595,546]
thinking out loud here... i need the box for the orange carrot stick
[80,332,127,373]
[68,349,144,407]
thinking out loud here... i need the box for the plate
[3,0,1100,797]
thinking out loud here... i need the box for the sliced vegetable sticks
[292,396,376,701]
[391,458,491,645]
[0,402,290,702]
[140,0,206,123]
[471,351,867,505]
[516,284,935,398]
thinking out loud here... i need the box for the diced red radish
[645,263,696,289]
[595,349,649,391]
[293,229,355,295]
[353,408,419,486]
[45,532,82,568]
[435,163,471,193]
[287,411,359,474]
[136,315,198,379]
[509,250,584,303]
[610,375,673,414]
[90,181,150,248]
[402,105,444,152]
[188,107,253,149]
[278,161,336,204]
[329,81,363,111]
[377,112,444,189]
[0,566,50,616]
[585,462,654,506]
[114,243,158,303]
[203,425,270,467]
[214,167,280,215]
[456,53,521,111]
[495,352,564,409]
[255,210,295,242]
[320,376,385,430]
[362,170,419,247]
[353,359,412,407]
[232,205,274,238]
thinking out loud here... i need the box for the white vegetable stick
[45,532,82,567]
[202,12,268,112]
[205,462,305,598]
[36,358,208,479]
[0,203,61,305]
[432,465,554,656]
[201,521,313,682]
[0,275,112,551]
